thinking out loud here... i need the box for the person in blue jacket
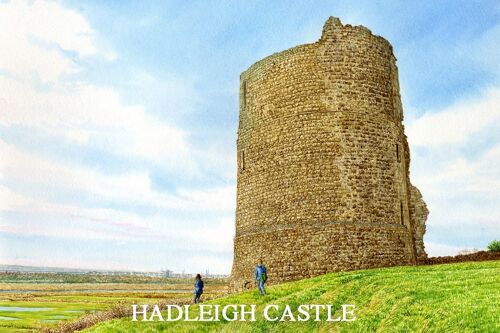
[193,274,204,304]
[254,259,267,296]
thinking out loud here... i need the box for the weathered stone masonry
[230,17,428,291]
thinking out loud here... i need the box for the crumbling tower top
[320,16,343,40]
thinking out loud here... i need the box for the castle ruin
[230,17,428,290]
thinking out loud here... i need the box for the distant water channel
[0,306,52,312]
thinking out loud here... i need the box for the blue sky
[0,0,499,273]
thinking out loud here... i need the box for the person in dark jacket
[254,259,267,296]
[193,274,204,304]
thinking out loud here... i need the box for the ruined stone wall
[410,185,429,262]
[230,17,427,291]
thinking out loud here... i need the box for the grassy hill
[85,261,500,332]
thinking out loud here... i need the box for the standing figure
[254,260,267,296]
[193,274,204,304]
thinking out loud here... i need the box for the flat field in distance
[0,272,228,332]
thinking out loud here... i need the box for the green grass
[0,300,106,332]
[85,261,500,333]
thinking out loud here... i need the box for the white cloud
[0,139,233,213]
[0,1,235,272]
[0,0,201,176]
[177,186,236,212]
[471,24,500,77]
[0,0,98,82]
[0,76,197,173]
[425,242,472,257]
[0,256,140,271]
[407,87,500,146]
[0,184,148,231]
[0,174,235,251]
[407,85,500,253]
[0,136,235,254]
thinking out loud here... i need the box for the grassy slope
[85,261,500,333]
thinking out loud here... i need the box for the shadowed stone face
[230,16,428,291]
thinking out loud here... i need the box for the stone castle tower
[230,17,428,290]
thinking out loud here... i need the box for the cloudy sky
[0,0,499,273]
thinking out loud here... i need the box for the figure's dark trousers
[194,292,202,304]
[258,280,266,296]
